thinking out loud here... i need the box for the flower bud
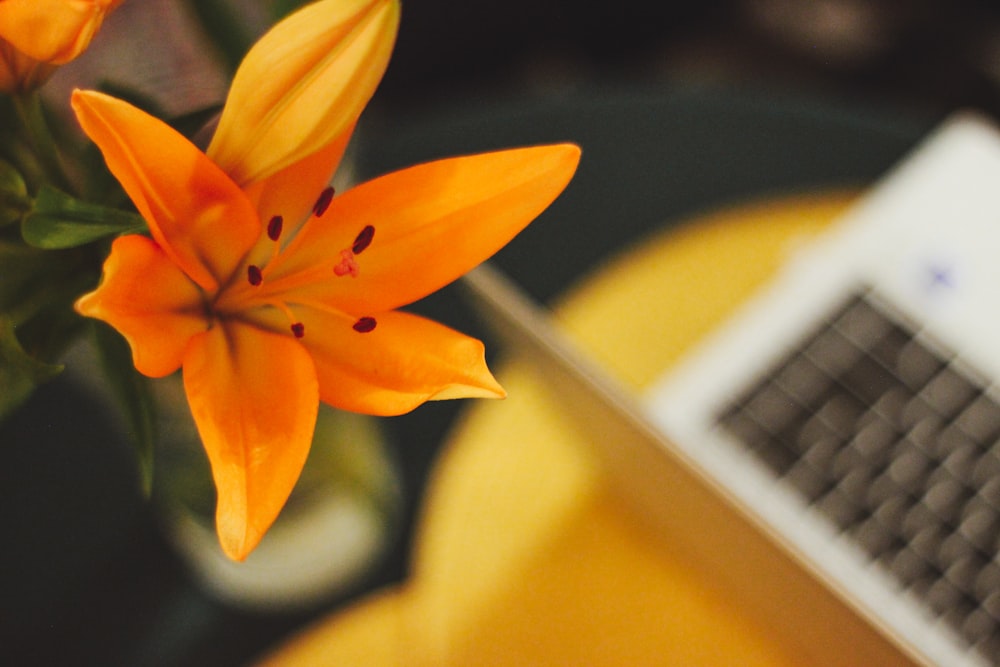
[0,0,122,92]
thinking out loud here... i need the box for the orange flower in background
[0,0,122,92]
[72,0,580,562]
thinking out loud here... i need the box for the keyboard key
[716,291,1000,660]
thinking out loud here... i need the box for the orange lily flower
[0,0,122,92]
[71,0,580,562]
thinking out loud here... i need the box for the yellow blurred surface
[257,192,857,665]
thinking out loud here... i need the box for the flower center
[221,187,380,338]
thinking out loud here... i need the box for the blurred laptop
[646,112,1000,666]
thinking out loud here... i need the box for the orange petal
[273,144,581,313]
[243,122,355,243]
[291,307,505,416]
[0,0,120,64]
[182,321,319,561]
[71,90,260,293]
[74,235,208,378]
[207,0,399,187]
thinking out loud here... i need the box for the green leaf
[0,316,63,423]
[0,159,29,225]
[21,185,146,249]
[92,322,157,496]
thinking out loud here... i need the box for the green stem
[12,93,74,194]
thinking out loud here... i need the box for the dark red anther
[352,225,375,254]
[267,215,284,241]
[291,322,305,338]
[313,186,335,217]
[352,316,377,333]
[247,265,263,286]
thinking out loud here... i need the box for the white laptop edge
[645,111,1000,667]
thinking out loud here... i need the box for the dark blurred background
[377,0,1000,120]
[8,1,1000,665]
[47,0,1000,126]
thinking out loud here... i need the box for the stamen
[313,186,335,217]
[352,225,375,254]
[247,265,263,286]
[334,249,360,277]
[353,316,377,333]
[262,299,303,337]
[267,215,284,241]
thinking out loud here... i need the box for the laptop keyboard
[716,290,1000,663]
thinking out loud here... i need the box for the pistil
[334,249,360,277]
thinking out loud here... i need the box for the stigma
[334,249,360,277]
